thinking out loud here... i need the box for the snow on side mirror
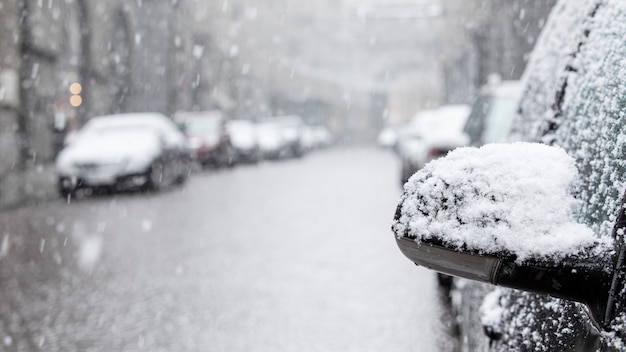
[392,143,618,329]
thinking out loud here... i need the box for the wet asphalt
[0,147,456,352]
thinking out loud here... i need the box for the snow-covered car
[396,104,470,184]
[256,115,307,159]
[300,125,332,151]
[463,79,523,146]
[393,0,626,350]
[255,121,288,160]
[174,111,236,168]
[226,119,261,163]
[56,113,191,196]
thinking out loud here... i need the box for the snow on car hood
[392,143,613,263]
[58,129,161,166]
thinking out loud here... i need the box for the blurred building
[189,0,556,143]
[441,0,557,104]
[0,0,217,208]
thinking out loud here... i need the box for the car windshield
[184,118,221,134]
[482,96,518,143]
[0,1,567,350]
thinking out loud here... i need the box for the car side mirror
[392,143,622,330]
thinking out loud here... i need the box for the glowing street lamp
[69,82,82,107]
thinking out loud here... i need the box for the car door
[484,0,626,350]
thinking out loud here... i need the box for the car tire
[57,178,76,199]
[174,165,189,185]
[145,160,165,191]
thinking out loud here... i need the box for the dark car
[174,111,236,168]
[55,113,191,196]
[392,0,626,351]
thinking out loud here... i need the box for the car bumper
[58,172,149,191]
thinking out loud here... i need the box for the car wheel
[174,164,190,185]
[57,178,76,199]
[145,160,165,191]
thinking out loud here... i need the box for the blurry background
[0,1,561,350]
[0,0,555,208]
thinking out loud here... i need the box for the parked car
[225,119,261,163]
[301,124,333,151]
[255,120,288,160]
[463,79,523,146]
[256,115,308,159]
[396,104,470,184]
[393,0,626,351]
[174,111,236,168]
[55,113,191,196]
[261,115,307,158]
[376,124,403,149]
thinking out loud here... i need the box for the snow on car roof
[410,105,470,135]
[392,142,613,263]
[85,113,171,128]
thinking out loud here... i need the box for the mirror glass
[392,143,613,264]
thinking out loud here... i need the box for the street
[0,147,455,352]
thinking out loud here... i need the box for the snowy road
[0,147,455,351]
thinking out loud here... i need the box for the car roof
[85,113,172,129]
[173,110,224,121]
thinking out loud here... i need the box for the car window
[553,0,626,238]
[511,1,603,142]
[463,96,489,145]
[482,96,517,144]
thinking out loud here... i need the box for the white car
[226,119,261,163]
[56,113,191,197]
[397,104,471,184]
[255,121,287,160]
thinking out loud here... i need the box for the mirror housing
[392,143,622,330]
[394,234,613,329]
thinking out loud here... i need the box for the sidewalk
[0,163,59,210]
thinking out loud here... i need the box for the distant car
[174,111,236,168]
[226,119,261,163]
[256,115,308,159]
[463,79,523,146]
[376,124,405,149]
[255,121,288,160]
[301,125,333,151]
[396,104,470,184]
[260,115,307,158]
[55,113,191,196]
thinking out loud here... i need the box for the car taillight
[428,147,446,159]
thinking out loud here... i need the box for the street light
[69,82,82,107]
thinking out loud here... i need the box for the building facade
[0,0,220,208]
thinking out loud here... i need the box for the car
[300,124,333,151]
[55,113,191,197]
[174,110,236,168]
[255,120,288,160]
[225,119,261,163]
[463,79,523,146]
[396,104,470,184]
[256,115,308,159]
[260,115,307,158]
[392,0,626,351]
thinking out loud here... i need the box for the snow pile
[392,143,612,262]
